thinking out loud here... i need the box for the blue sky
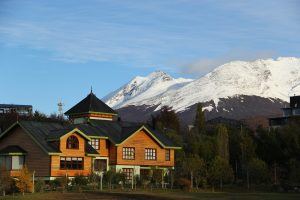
[0,0,299,114]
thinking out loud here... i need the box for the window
[89,138,99,150]
[145,148,157,160]
[66,135,79,149]
[122,168,133,181]
[165,149,170,161]
[122,147,135,160]
[12,156,25,170]
[94,159,107,171]
[0,156,24,170]
[60,157,83,170]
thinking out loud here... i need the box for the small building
[0,92,180,181]
[0,104,32,116]
[269,95,300,128]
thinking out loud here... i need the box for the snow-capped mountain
[104,57,300,114]
[103,71,193,109]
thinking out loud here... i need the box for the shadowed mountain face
[116,95,287,128]
[105,57,298,128]
[105,57,300,113]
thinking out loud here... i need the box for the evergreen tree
[154,106,182,145]
[248,158,269,185]
[240,131,256,189]
[194,103,206,134]
[156,106,180,133]
[208,156,233,191]
[216,124,230,162]
[183,155,205,191]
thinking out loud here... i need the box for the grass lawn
[1,191,300,200]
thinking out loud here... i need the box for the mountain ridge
[104,57,300,115]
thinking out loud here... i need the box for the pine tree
[194,103,206,134]
[216,124,230,162]
[209,156,233,191]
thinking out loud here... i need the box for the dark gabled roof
[89,119,179,148]
[88,120,123,143]
[0,145,27,154]
[65,92,117,115]
[18,120,65,153]
[85,142,99,155]
[0,118,180,155]
[47,123,109,140]
[143,125,178,147]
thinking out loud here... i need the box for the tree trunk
[190,171,194,191]
[247,168,250,190]
[220,177,223,191]
[171,171,174,190]
[274,162,277,185]
[235,160,238,181]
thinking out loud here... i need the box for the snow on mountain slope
[104,57,300,112]
[103,71,193,108]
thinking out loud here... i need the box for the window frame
[0,155,25,171]
[145,148,157,160]
[122,168,133,181]
[122,147,135,160]
[60,156,84,170]
[66,135,79,149]
[89,138,100,150]
[165,149,170,161]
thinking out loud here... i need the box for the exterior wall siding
[109,141,117,165]
[0,125,177,179]
[50,132,92,177]
[0,126,51,177]
[115,130,175,167]
[95,139,109,157]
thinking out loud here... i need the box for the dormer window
[66,135,79,149]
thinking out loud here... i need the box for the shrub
[15,166,33,195]
[0,168,13,196]
[88,173,100,189]
[72,174,88,192]
[34,179,45,193]
[51,176,69,192]
[49,179,61,191]
[176,178,191,191]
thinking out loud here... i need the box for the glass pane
[5,156,11,170]
[12,156,23,170]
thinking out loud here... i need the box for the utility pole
[100,172,103,191]
[32,171,35,193]
[57,99,64,119]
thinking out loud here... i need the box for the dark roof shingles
[65,92,117,115]
[0,145,27,154]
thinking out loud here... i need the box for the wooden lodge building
[0,92,180,181]
[269,95,300,128]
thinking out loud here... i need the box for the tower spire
[90,86,93,94]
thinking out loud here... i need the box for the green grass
[1,191,300,200]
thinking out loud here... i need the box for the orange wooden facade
[95,138,109,157]
[0,125,177,179]
[50,132,93,177]
[115,129,175,167]
[70,113,115,120]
